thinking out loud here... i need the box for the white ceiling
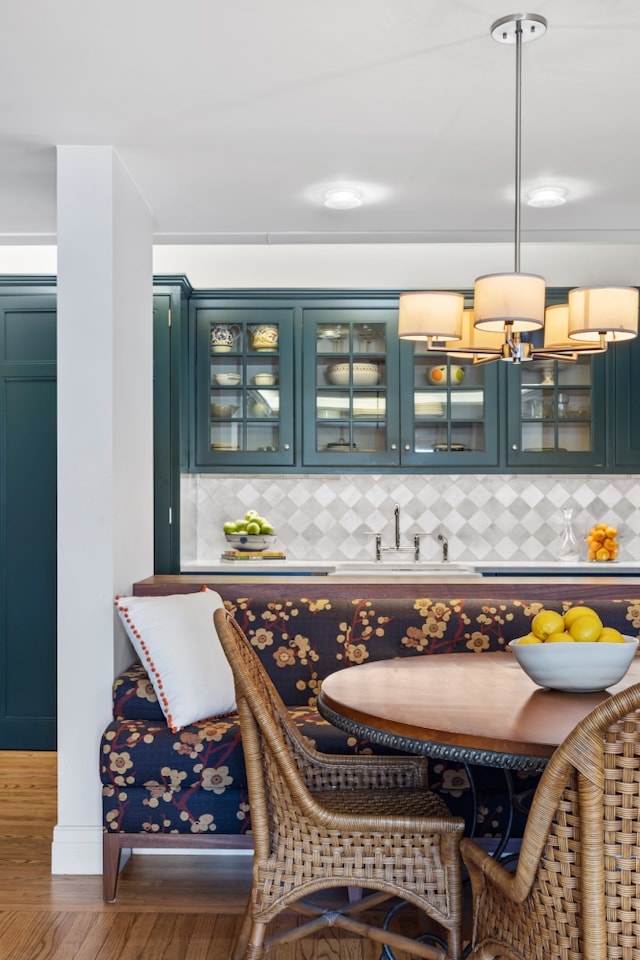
[2,0,639,247]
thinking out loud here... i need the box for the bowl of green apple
[223,511,277,551]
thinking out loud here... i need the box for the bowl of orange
[509,606,638,692]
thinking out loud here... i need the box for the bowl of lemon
[509,606,639,693]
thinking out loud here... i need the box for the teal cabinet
[301,306,400,467]
[190,299,295,468]
[506,355,607,468]
[153,279,190,575]
[0,287,57,749]
[613,337,640,467]
[182,288,637,475]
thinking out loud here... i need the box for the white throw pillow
[114,587,236,732]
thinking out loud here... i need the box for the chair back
[213,607,328,861]
[508,682,640,960]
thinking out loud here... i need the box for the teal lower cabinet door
[0,293,57,749]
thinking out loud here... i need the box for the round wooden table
[318,651,640,772]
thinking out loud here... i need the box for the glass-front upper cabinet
[191,302,294,468]
[399,345,499,466]
[506,355,606,467]
[301,307,400,466]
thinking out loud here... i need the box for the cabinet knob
[511,443,519,451]
[404,444,411,451]
[390,443,397,451]
[283,443,290,450]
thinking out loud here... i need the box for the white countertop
[182,559,640,576]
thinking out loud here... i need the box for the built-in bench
[101,581,640,901]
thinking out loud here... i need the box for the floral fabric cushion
[104,596,640,842]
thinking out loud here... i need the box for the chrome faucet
[370,504,450,564]
[437,534,449,562]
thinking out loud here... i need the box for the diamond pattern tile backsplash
[181,473,640,565]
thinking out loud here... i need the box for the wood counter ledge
[134,574,640,601]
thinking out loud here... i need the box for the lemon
[532,609,565,640]
[546,631,574,643]
[517,633,543,645]
[564,605,600,628]
[598,627,626,644]
[568,614,603,643]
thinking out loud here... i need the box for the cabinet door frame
[300,303,401,467]
[189,297,295,469]
[613,337,640,467]
[399,341,501,468]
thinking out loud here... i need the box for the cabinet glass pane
[410,346,489,454]
[194,302,294,468]
[303,307,398,465]
[519,356,594,453]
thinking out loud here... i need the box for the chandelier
[398,13,639,364]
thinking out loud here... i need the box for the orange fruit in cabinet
[605,526,618,539]
[591,529,606,542]
[531,609,565,640]
[604,538,617,553]
[596,547,610,561]
[587,548,598,561]
[598,627,625,644]
[568,615,603,643]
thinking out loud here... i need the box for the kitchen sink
[327,560,481,578]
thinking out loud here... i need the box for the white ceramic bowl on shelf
[211,403,239,418]
[509,636,639,692]
[253,373,277,386]
[327,362,379,386]
[213,372,241,386]
[225,533,277,552]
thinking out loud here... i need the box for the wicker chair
[213,608,465,960]
[461,681,640,960]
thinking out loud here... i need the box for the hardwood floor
[0,751,465,959]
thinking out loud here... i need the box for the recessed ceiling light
[323,187,363,210]
[526,186,567,208]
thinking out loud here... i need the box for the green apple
[245,509,259,520]
[223,520,237,534]
[235,519,248,532]
[246,521,261,535]
[260,522,274,535]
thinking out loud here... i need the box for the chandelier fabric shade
[443,310,506,358]
[473,273,546,333]
[567,287,639,343]
[397,291,464,341]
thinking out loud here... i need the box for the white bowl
[253,373,276,386]
[225,533,277,552]
[214,373,241,386]
[327,362,379,386]
[509,636,639,692]
[211,403,239,418]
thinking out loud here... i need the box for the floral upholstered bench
[101,588,640,901]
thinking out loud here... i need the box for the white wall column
[53,146,154,873]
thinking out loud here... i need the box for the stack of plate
[415,401,444,417]
[211,442,237,451]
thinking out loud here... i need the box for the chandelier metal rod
[513,18,522,274]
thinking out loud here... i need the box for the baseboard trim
[51,824,104,874]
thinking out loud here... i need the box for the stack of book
[221,550,286,562]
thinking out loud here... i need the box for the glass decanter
[558,507,579,562]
